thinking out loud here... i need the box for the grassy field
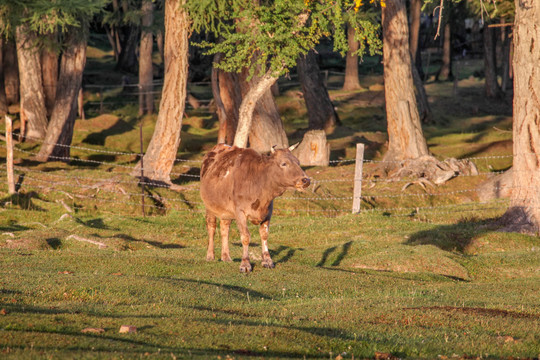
[1,49,539,359]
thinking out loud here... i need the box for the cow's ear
[288,143,299,152]
[270,145,277,154]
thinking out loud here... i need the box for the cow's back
[200,144,265,219]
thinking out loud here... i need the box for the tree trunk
[16,25,48,140]
[0,38,8,115]
[156,30,164,65]
[437,22,452,81]
[36,29,87,162]
[131,0,190,183]
[234,70,283,150]
[233,65,288,151]
[500,24,512,93]
[41,33,58,117]
[342,24,362,91]
[116,26,139,73]
[411,59,433,124]
[409,0,422,65]
[483,24,503,98]
[500,0,540,234]
[212,53,241,145]
[297,50,340,132]
[3,39,19,106]
[382,0,429,161]
[139,0,154,115]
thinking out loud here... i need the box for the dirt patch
[404,306,539,319]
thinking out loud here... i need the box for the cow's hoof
[239,262,252,273]
[262,259,275,269]
[206,254,215,261]
[221,254,232,262]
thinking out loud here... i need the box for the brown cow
[200,144,310,272]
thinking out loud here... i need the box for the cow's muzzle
[295,177,311,191]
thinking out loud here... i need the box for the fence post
[5,115,16,194]
[352,143,364,214]
[139,118,146,217]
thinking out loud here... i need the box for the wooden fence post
[352,143,364,214]
[5,115,16,194]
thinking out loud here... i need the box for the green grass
[1,46,539,359]
[1,207,539,359]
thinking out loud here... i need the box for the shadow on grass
[0,192,46,212]
[270,245,304,264]
[83,118,135,146]
[93,233,184,249]
[158,277,271,300]
[316,241,352,267]
[199,317,360,342]
[405,218,499,253]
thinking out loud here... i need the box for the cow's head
[269,144,310,191]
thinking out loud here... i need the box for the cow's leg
[259,219,274,269]
[205,211,217,261]
[220,219,232,262]
[235,212,252,273]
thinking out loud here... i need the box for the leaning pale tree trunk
[500,0,540,234]
[297,50,340,132]
[16,24,48,140]
[342,24,362,91]
[131,0,190,183]
[36,29,87,162]
[234,64,288,151]
[139,0,154,115]
[382,0,429,162]
[233,70,282,149]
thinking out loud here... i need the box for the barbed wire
[1,144,202,179]
[4,165,199,191]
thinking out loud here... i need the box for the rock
[119,325,137,333]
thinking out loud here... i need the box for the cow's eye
[281,162,287,167]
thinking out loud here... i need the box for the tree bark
[409,0,422,65]
[382,0,429,161]
[212,53,241,145]
[3,39,19,106]
[131,0,190,183]
[41,33,58,117]
[234,67,288,151]
[411,59,433,124]
[16,24,48,140]
[483,24,503,98]
[234,70,281,149]
[36,29,87,162]
[437,22,452,81]
[0,38,8,115]
[500,0,540,234]
[500,23,512,93]
[297,50,340,132]
[139,0,154,115]
[342,24,362,91]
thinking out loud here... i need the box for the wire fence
[1,127,528,221]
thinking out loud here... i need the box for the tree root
[499,206,540,235]
[382,155,478,186]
